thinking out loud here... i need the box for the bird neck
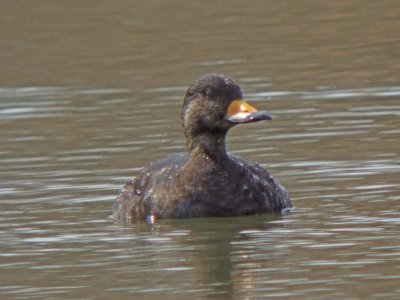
[186,130,228,161]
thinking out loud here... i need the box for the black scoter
[113,74,291,222]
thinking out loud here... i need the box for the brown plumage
[113,74,291,222]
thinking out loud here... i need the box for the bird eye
[202,88,212,97]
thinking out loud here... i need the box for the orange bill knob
[225,100,272,123]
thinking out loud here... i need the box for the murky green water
[1,1,399,299]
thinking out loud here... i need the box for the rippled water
[1,1,400,299]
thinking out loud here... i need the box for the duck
[113,74,291,222]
